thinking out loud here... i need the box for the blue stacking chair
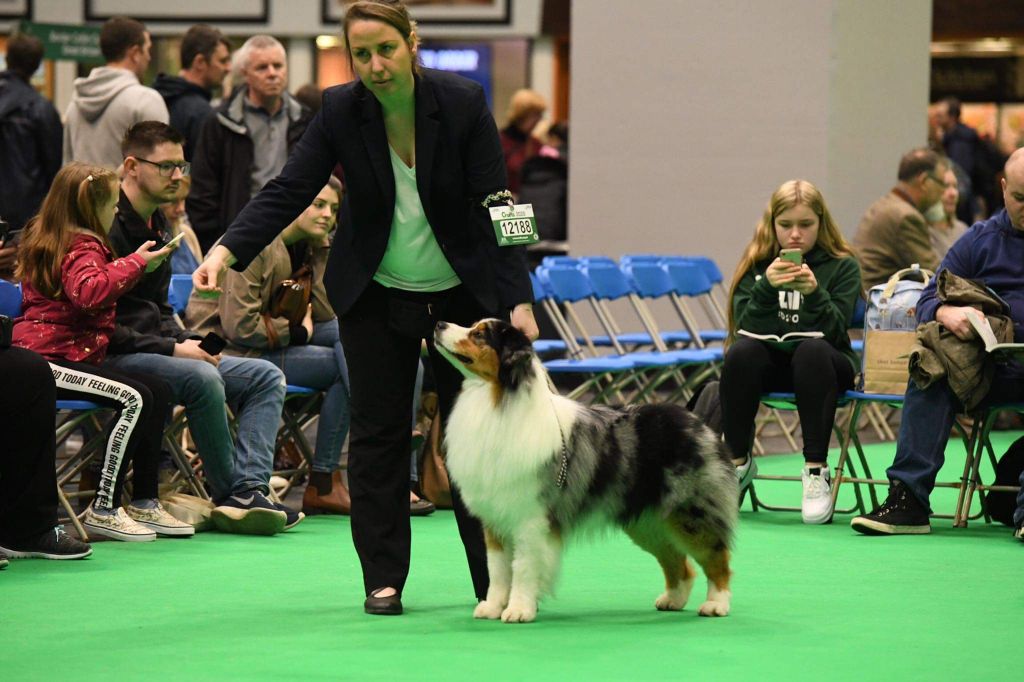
[539,264,716,403]
[529,273,568,356]
[659,260,729,348]
[582,260,695,350]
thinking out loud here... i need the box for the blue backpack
[864,265,934,332]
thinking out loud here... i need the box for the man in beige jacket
[853,148,947,289]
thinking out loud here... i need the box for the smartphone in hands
[198,332,227,355]
[163,232,185,249]
[779,248,803,266]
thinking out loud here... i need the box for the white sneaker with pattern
[801,466,834,524]
[83,506,157,542]
[126,502,196,537]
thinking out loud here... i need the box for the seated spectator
[852,148,1024,542]
[185,179,352,515]
[158,177,204,274]
[12,163,190,541]
[720,180,861,524]
[853,148,946,289]
[500,89,546,197]
[103,121,295,535]
[927,164,969,259]
[0,344,93,563]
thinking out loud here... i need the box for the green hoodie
[731,246,862,370]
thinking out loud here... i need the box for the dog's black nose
[435,321,448,331]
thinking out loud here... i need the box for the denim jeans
[887,373,1024,524]
[260,319,351,473]
[104,352,286,500]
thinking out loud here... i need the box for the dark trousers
[720,338,855,463]
[48,359,172,509]
[339,282,491,600]
[0,347,59,543]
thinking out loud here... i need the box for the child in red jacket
[14,163,193,542]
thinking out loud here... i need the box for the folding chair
[745,391,867,515]
[271,385,325,499]
[955,402,1024,527]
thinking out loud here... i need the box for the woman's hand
[134,240,174,273]
[789,264,818,295]
[764,258,803,289]
[301,304,314,339]
[193,245,237,297]
[511,303,539,341]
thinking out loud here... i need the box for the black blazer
[219,69,533,317]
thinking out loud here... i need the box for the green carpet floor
[2,433,1022,681]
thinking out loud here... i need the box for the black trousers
[338,281,491,600]
[720,337,855,463]
[48,359,173,510]
[0,347,59,543]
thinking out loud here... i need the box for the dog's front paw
[473,600,505,620]
[500,601,537,623]
[655,591,687,611]
[698,600,730,617]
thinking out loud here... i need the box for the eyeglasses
[135,157,191,177]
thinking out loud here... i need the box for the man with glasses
[102,121,299,535]
[853,148,947,289]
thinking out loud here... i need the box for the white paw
[473,600,505,620]
[698,600,730,617]
[655,591,687,611]
[501,602,537,623]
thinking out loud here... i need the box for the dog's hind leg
[474,528,512,620]
[503,518,562,624]
[624,522,696,611]
[690,545,732,617]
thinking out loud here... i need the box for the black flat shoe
[364,588,403,616]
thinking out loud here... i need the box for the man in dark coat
[152,24,231,161]
[0,33,62,239]
[187,35,312,254]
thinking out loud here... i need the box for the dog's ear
[497,323,535,390]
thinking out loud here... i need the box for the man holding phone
[102,122,297,535]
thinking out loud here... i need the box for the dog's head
[434,318,536,393]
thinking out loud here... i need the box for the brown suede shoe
[302,470,351,515]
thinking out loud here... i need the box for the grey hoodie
[63,66,169,167]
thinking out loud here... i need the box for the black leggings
[720,338,855,463]
[48,359,172,510]
[0,347,60,543]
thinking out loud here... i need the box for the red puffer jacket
[13,233,146,364]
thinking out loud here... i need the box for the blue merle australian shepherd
[434,318,738,624]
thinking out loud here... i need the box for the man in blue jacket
[852,148,1024,542]
[0,33,62,237]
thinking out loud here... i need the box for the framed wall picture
[322,0,510,25]
[0,0,30,20]
[85,0,269,24]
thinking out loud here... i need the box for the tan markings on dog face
[453,321,504,403]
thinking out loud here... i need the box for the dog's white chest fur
[445,369,577,532]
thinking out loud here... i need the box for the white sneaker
[735,456,757,493]
[126,501,196,537]
[801,466,834,524]
[83,506,157,542]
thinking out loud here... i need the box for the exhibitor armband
[482,190,540,247]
